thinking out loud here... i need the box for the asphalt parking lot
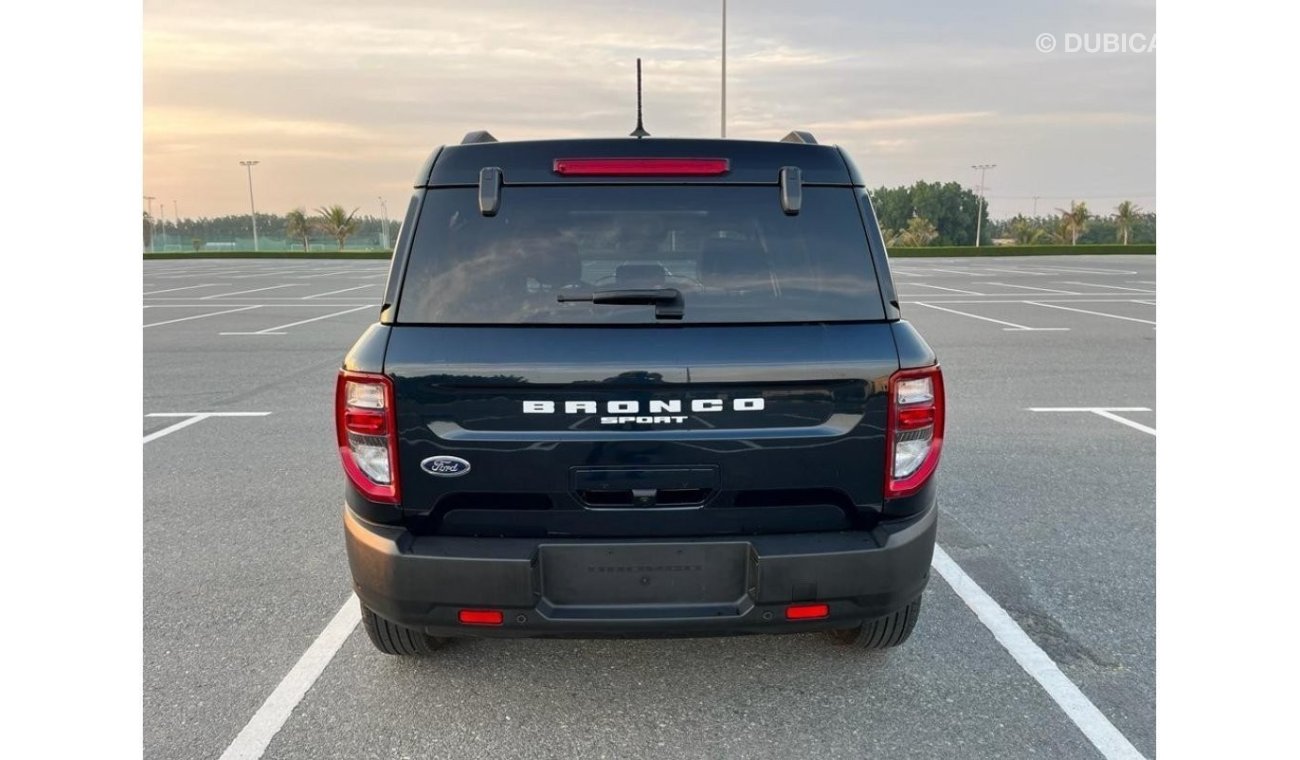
[144,255,1155,759]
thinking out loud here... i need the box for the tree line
[986,201,1155,246]
[143,187,1156,251]
[143,206,399,251]
[869,181,1155,246]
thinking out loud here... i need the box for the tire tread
[825,596,923,650]
[360,602,447,656]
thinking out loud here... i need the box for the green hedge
[144,250,392,260]
[889,244,1155,257]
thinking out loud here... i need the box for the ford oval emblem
[420,456,471,477]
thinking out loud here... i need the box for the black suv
[338,131,943,655]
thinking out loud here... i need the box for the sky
[143,0,1155,222]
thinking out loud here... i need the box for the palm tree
[1056,201,1090,245]
[1009,215,1047,245]
[1114,200,1140,245]
[285,208,313,251]
[889,215,939,247]
[1047,216,1073,244]
[314,205,360,250]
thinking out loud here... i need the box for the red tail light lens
[785,603,830,620]
[335,371,400,504]
[458,609,504,626]
[552,158,730,176]
[885,365,945,498]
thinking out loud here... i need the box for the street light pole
[160,202,167,251]
[240,160,260,252]
[971,163,996,247]
[378,197,390,249]
[721,0,727,138]
[143,195,156,252]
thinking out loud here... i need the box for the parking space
[144,255,1155,759]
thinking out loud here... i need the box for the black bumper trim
[344,504,936,638]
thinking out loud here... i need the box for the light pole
[721,0,727,138]
[240,160,260,251]
[160,202,167,251]
[378,197,390,249]
[971,163,996,247]
[143,195,156,252]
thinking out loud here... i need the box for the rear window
[395,185,885,324]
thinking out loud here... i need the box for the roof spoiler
[780,130,818,145]
[461,130,498,144]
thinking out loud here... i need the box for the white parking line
[906,283,985,295]
[932,546,1148,760]
[144,305,262,328]
[143,412,272,443]
[144,303,370,308]
[987,282,1081,295]
[1057,282,1156,293]
[1028,407,1156,436]
[218,547,1149,760]
[915,267,992,277]
[302,284,377,299]
[229,269,313,279]
[201,284,298,300]
[911,302,1069,331]
[975,267,1049,276]
[218,594,360,760]
[1031,266,1136,275]
[220,305,372,335]
[1024,301,1157,326]
[143,283,225,296]
[297,269,367,279]
[901,298,1150,305]
[1092,410,1157,436]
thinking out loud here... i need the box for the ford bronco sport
[338,130,943,655]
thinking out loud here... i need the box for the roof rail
[780,130,818,145]
[461,130,498,144]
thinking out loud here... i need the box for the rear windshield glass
[396,185,885,324]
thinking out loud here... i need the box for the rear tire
[825,596,923,649]
[360,602,449,656]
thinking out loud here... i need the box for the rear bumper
[344,505,936,638]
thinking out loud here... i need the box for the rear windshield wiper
[557,288,684,320]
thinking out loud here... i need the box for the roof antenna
[629,58,650,138]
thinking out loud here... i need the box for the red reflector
[458,609,504,626]
[785,603,830,620]
[897,407,936,429]
[343,408,387,435]
[553,157,730,176]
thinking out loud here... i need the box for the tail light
[335,370,400,504]
[885,365,945,498]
